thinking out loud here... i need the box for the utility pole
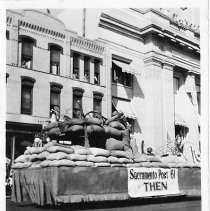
[82,8,86,37]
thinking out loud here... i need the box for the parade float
[11,105,201,206]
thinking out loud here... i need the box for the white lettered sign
[128,168,180,197]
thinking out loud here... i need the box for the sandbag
[138,162,155,168]
[143,155,162,163]
[26,147,43,154]
[94,163,111,167]
[104,126,122,140]
[160,156,179,164]
[87,125,105,134]
[110,150,130,159]
[179,163,190,168]
[85,117,103,126]
[73,148,90,155]
[71,145,85,150]
[57,159,75,167]
[24,150,30,155]
[42,122,58,131]
[29,161,42,168]
[40,160,49,167]
[126,163,142,168]
[46,146,74,154]
[65,125,85,136]
[111,164,124,167]
[47,152,68,160]
[15,155,30,163]
[12,161,32,169]
[74,161,94,167]
[37,151,50,160]
[68,154,87,161]
[89,148,110,157]
[168,163,180,168]
[187,162,201,168]
[46,127,61,136]
[108,156,121,164]
[134,156,148,163]
[106,138,123,151]
[118,158,133,164]
[43,142,56,150]
[87,155,108,163]
[108,121,126,130]
[29,154,38,162]
[48,160,58,167]
[63,118,85,127]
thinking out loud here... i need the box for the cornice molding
[18,20,65,39]
[70,36,105,55]
[100,12,200,53]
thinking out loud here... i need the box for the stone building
[6,8,200,163]
[56,8,200,159]
[6,9,106,162]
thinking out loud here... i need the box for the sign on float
[128,168,180,197]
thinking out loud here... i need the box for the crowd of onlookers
[159,8,200,34]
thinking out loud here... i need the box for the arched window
[93,92,103,115]
[72,88,84,118]
[50,83,63,117]
[20,36,36,69]
[21,77,36,115]
[49,44,63,75]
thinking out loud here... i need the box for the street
[7,197,201,211]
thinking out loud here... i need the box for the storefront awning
[113,98,137,119]
[175,113,188,128]
[112,60,140,75]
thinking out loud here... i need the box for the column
[185,71,198,110]
[143,58,163,153]
[162,62,175,154]
[12,135,15,165]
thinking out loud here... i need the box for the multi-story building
[56,8,201,159]
[6,8,200,163]
[6,9,106,162]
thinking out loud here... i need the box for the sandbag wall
[12,142,200,170]
[43,117,133,154]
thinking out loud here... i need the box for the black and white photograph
[1,1,209,211]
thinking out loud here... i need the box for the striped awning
[112,60,140,75]
[175,113,188,127]
[112,98,136,119]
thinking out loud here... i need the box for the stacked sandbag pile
[159,155,200,168]
[12,146,44,169]
[109,150,133,167]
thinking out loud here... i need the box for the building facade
[6,9,107,162]
[6,8,200,163]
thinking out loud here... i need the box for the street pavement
[6,197,201,211]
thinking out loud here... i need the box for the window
[93,92,103,114]
[6,30,9,40]
[73,54,80,79]
[73,89,84,118]
[84,57,90,82]
[173,77,180,94]
[94,59,100,84]
[50,84,62,117]
[49,45,62,75]
[21,78,35,115]
[21,37,35,69]
[112,62,132,87]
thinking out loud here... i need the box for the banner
[128,167,180,198]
